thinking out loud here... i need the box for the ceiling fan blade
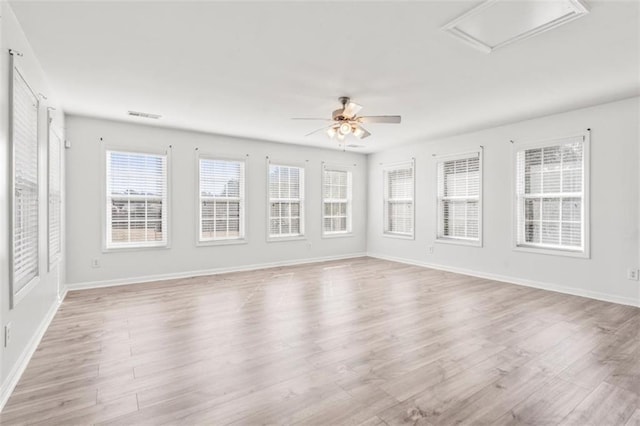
[354,125,371,139]
[291,117,332,121]
[305,124,335,137]
[342,102,362,119]
[358,115,401,124]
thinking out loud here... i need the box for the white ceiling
[9,0,640,153]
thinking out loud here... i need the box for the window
[383,161,414,238]
[268,163,304,239]
[322,166,352,236]
[106,150,168,249]
[515,134,589,255]
[11,63,40,302]
[48,118,63,267]
[199,157,245,243]
[436,152,481,245]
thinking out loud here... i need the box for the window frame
[435,150,483,247]
[382,160,415,240]
[48,112,64,269]
[266,159,306,242]
[10,60,40,308]
[512,132,590,258]
[321,163,354,238]
[196,154,247,246]
[102,146,171,252]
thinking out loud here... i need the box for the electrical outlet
[428,246,434,254]
[91,258,100,268]
[627,268,640,281]
[5,323,12,347]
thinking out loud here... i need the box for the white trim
[367,252,640,308]
[435,237,482,248]
[102,146,171,251]
[9,58,41,308]
[196,238,248,247]
[321,162,353,237]
[47,112,62,270]
[0,294,64,412]
[12,276,40,307]
[382,232,415,240]
[382,159,415,239]
[66,252,367,291]
[435,149,483,247]
[266,159,306,241]
[196,154,247,245]
[441,0,590,53]
[513,245,587,258]
[58,279,68,303]
[511,131,590,259]
[266,235,307,243]
[321,232,354,239]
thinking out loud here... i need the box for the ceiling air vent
[128,110,162,119]
[442,0,590,53]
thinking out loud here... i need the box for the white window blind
[383,162,414,237]
[437,153,481,243]
[322,167,352,235]
[11,64,40,296]
[515,135,587,253]
[199,158,245,242]
[268,163,304,238]
[48,121,63,267]
[106,150,168,249]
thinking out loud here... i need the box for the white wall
[64,115,367,287]
[0,2,65,406]
[368,97,640,307]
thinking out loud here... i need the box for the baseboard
[66,252,368,291]
[0,295,63,412]
[367,252,640,308]
[58,285,68,303]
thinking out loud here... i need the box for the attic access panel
[442,0,590,53]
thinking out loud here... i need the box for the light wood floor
[2,257,639,425]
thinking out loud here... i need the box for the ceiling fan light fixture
[327,126,337,138]
[353,126,365,138]
[339,122,352,135]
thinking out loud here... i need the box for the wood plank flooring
[2,257,638,425]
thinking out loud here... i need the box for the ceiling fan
[292,97,401,141]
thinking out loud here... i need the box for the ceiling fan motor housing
[332,96,352,121]
[332,109,349,121]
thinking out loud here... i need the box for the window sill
[102,244,170,254]
[12,275,40,308]
[383,232,415,240]
[322,232,354,239]
[267,235,306,243]
[197,238,248,247]
[513,245,589,259]
[436,238,482,248]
